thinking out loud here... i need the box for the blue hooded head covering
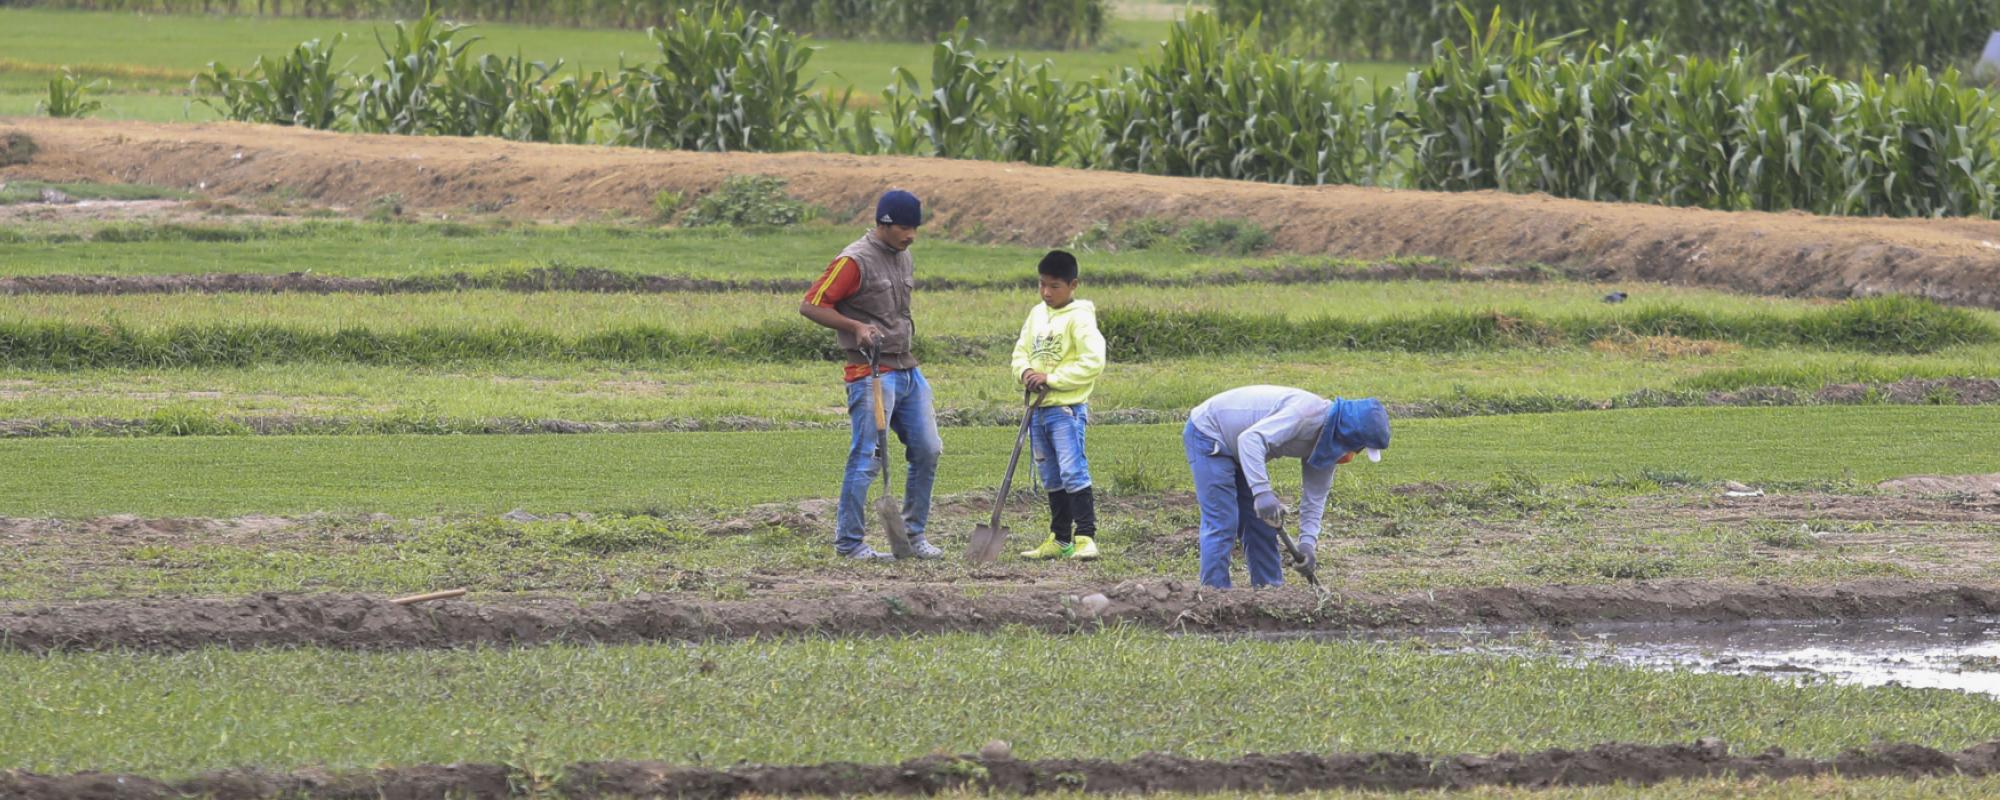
[1307,397,1390,469]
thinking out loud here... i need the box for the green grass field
[2,345,1996,435]
[7,23,2000,785]
[0,406,1993,516]
[1,282,1869,336]
[7,629,2000,776]
[0,221,1265,279]
[2,222,1995,438]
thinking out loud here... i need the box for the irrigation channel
[1263,615,2000,697]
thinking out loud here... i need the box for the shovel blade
[875,492,915,559]
[966,523,1010,564]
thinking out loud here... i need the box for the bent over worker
[1182,386,1390,588]
[797,189,943,561]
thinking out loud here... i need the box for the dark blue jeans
[836,368,942,553]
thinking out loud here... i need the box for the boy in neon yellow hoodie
[1012,250,1107,560]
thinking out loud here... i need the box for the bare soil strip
[3,580,1995,652]
[0,263,1552,295]
[2,379,1994,437]
[7,740,2000,798]
[7,119,2000,309]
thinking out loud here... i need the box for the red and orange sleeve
[804,256,860,307]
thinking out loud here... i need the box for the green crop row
[1211,0,1998,73]
[168,9,2000,219]
[12,629,2000,775]
[0,0,1104,48]
[0,297,1986,369]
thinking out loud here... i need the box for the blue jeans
[1183,422,1284,589]
[1029,403,1091,493]
[837,368,942,553]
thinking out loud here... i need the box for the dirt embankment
[7,740,2000,799]
[3,579,1996,653]
[7,118,2000,309]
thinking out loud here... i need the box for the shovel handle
[868,346,887,431]
[1274,527,1320,588]
[988,389,1046,530]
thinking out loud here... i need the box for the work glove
[1253,491,1284,528]
[1293,538,1318,572]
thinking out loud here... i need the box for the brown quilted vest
[832,231,918,370]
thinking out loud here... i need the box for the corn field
[1211,0,2000,74]
[0,0,1105,48]
[182,8,2000,219]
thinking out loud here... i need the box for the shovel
[966,388,1045,564]
[1269,509,1321,588]
[868,345,915,559]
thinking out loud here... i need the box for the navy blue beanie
[1308,397,1391,469]
[876,190,922,227]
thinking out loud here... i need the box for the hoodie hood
[1308,397,1391,469]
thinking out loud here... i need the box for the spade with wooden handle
[869,345,915,559]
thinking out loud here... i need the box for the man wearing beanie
[1012,249,1107,561]
[798,189,943,561]
[1183,386,1391,588]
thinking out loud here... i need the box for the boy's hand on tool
[1253,491,1285,527]
[852,322,880,348]
[1021,370,1049,391]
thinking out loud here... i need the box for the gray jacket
[1188,385,1337,541]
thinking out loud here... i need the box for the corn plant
[1497,26,1665,201]
[1213,0,2000,73]
[39,69,105,118]
[989,59,1089,167]
[1404,9,1562,191]
[910,23,1004,159]
[609,5,820,152]
[520,68,610,144]
[194,36,353,129]
[354,11,479,135]
[1731,67,1857,214]
[1847,68,2000,217]
[1631,52,1753,209]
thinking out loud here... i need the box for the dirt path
[2,378,1996,438]
[6,739,1998,798]
[6,118,2000,309]
[3,579,1995,652]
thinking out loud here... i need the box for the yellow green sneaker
[1020,536,1070,560]
[1069,536,1100,560]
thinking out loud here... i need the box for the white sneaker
[908,537,944,560]
[839,544,896,561]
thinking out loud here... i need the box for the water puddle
[1269,617,2000,696]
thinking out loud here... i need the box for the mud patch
[3,580,1998,652]
[11,119,2000,309]
[6,740,2000,798]
[1878,473,2000,497]
[1457,616,2000,696]
[0,197,196,223]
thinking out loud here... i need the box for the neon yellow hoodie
[1010,298,1106,406]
